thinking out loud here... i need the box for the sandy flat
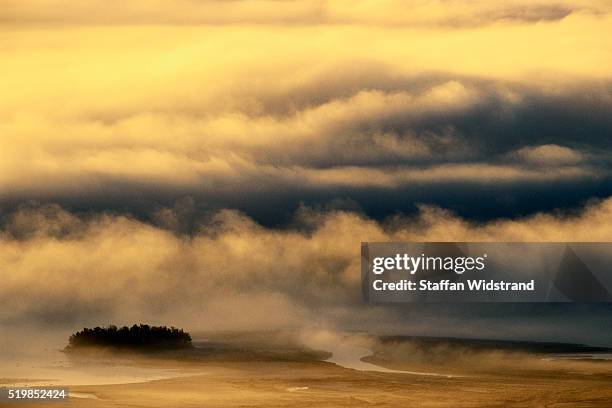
[9,358,612,408]
[9,333,612,407]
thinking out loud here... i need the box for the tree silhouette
[65,324,192,351]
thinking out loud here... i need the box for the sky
[1,0,611,344]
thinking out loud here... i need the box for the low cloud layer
[2,200,612,344]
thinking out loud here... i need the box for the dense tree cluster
[66,324,192,350]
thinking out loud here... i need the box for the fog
[1,199,611,354]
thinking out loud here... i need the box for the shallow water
[70,392,99,399]
[544,353,612,361]
[322,339,455,377]
[1,349,192,386]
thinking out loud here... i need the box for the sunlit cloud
[0,1,611,331]
[3,0,612,29]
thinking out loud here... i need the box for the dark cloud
[2,75,610,225]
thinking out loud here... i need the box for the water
[322,338,456,377]
[70,392,99,399]
[543,353,612,361]
[0,349,193,387]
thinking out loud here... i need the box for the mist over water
[2,201,612,348]
[0,327,191,386]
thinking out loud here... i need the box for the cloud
[511,144,585,166]
[2,1,610,222]
[2,199,612,345]
[0,0,598,27]
[1,75,610,223]
[0,0,611,354]
[300,163,595,188]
